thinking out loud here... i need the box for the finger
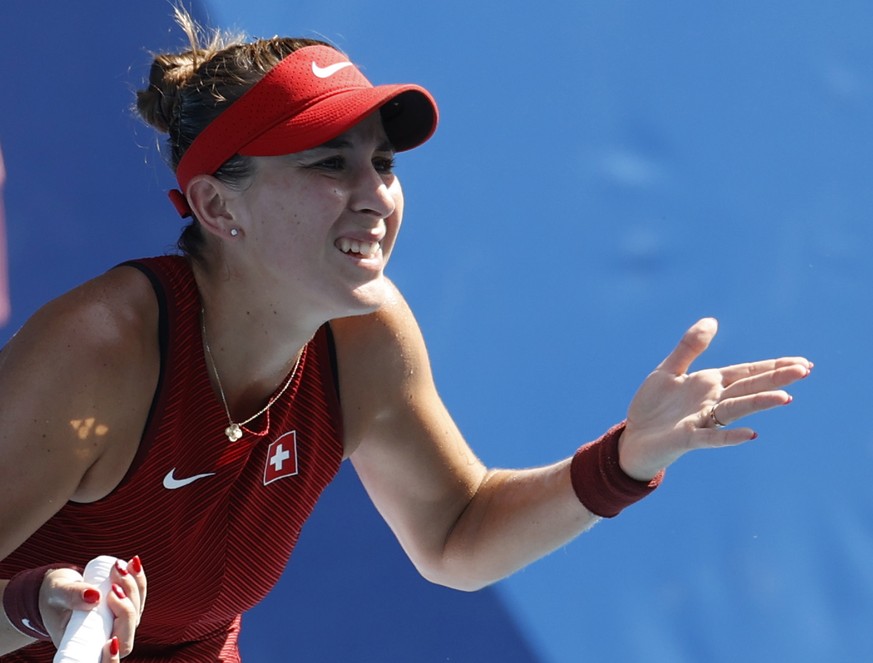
[112,560,142,618]
[719,357,812,387]
[128,556,146,620]
[44,570,100,612]
[720,363,811,400]
[694,426,758,448]
[710,390,793,426]
[42,569,104,647]
[105,583,138,657]
[104,636,121,663]
[657,318,718,376]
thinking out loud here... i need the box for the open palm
[618,318,812,480]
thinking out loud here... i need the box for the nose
[349,166,396,219]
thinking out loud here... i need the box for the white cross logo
[270,444,291,472]
[264,431,299,485]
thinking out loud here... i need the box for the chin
[343,276,390,315]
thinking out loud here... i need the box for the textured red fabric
[0,256,344,662]
[570,422,665,518]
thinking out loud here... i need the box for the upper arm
[0,268,158,561]
[331,281,488,579]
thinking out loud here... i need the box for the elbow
[412,473,507,592]
[413,554,502,593]
[418,567,493,593]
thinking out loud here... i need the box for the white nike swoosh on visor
[311,61,353,78]
[163,469,215,490]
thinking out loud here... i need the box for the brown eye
[373,156,396,174]
[311,156,345,171]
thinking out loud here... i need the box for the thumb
[656,318,718,376]
[40,571,100,646]
[44,570,101,612]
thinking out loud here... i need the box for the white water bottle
[53,555,118,663]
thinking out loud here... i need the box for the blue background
[1,1,871,661]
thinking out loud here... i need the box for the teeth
[337,238,380,257]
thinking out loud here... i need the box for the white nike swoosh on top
[311,61,353,78]
[163,469,215,490]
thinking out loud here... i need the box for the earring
[230,228,240,237]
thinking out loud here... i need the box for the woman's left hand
[618,317,812,480]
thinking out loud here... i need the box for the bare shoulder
[330,280,432,395]
[0,265,159,558]
[1,265,158,381]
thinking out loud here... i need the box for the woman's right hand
[41,556,147,658]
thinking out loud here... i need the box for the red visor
[169,45,438,217]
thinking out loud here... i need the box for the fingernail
[115,560,129,576]
[750,432,758,440]
[129,555,142,574]
[785,395,794,404]
[83,589,101,604]
[112,583,126,600]
[109,636,120,656]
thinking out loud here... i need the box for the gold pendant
[225,423,243,442]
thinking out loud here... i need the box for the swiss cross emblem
[264,431,299,485]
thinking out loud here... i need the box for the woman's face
[229,111,405,319]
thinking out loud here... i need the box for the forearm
[429,423,663,591]
[0,579,37,656]
[433,459,597,591]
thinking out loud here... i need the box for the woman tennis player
[0,7,811,662]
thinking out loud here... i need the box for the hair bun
[136,52,198,134]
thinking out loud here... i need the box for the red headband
[168,45,438,217]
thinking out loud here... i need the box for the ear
[186,174,242,239]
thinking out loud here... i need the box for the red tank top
[0,256,345,662]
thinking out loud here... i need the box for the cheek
[271,190,341,236]
[385,200,403,253]
[388,179,404,227]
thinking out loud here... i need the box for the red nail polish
[109,636,120,656]
[750,432,758,440]
[83,589,100,604]
[112,583,126,600]
[114,560,129,576]
[129,555,142,574]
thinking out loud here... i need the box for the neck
[192,258,320,417]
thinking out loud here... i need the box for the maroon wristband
[570,421,665,518]
[3,564,80,640]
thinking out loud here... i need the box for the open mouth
[336,237,381,259]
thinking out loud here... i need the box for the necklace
[201,309,304,442]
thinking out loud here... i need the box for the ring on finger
[709,404,727,429]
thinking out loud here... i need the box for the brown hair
[135,6,334,257]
